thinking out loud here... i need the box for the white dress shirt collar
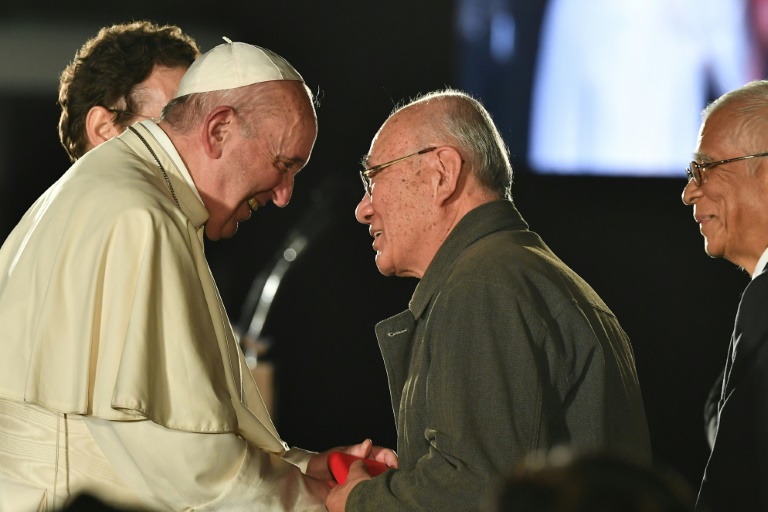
[753,247,768,280]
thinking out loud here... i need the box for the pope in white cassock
[0,40,396,512]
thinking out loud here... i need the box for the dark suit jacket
[698,266,768,511]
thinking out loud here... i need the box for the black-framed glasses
[686,152,768,186]
[359,147,437,196]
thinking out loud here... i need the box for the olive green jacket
[349,200,651,511]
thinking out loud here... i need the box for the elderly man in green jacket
[327,89,652,511]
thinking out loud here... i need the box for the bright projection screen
[455,0,762,177]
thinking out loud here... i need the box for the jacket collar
[408,200,528,318]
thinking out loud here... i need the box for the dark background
[0,0,750,495]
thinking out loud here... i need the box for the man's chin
[374,255,395,277]
[222,223,240,240]
[703,241,723,260]
[205,222,239,241]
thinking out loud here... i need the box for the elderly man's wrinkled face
[682,107,768,274]
[205,82,317,241]
[354,110,438,279]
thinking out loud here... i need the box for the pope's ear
[433,146,464,204]
[201,106,238,159]
[84,106,122,151]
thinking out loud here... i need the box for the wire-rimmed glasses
[686,152,768,185]
[359,147,437,196]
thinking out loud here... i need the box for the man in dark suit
[682,79,768,511]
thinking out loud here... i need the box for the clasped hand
[305,438,397,511]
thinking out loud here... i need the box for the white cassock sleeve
[84,417,327,512]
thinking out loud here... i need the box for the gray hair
[161,82,315,137]
[393,88,513,199]
[702,80,768,154]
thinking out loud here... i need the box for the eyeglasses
[359,147,436,196]
[686,152,768,186]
